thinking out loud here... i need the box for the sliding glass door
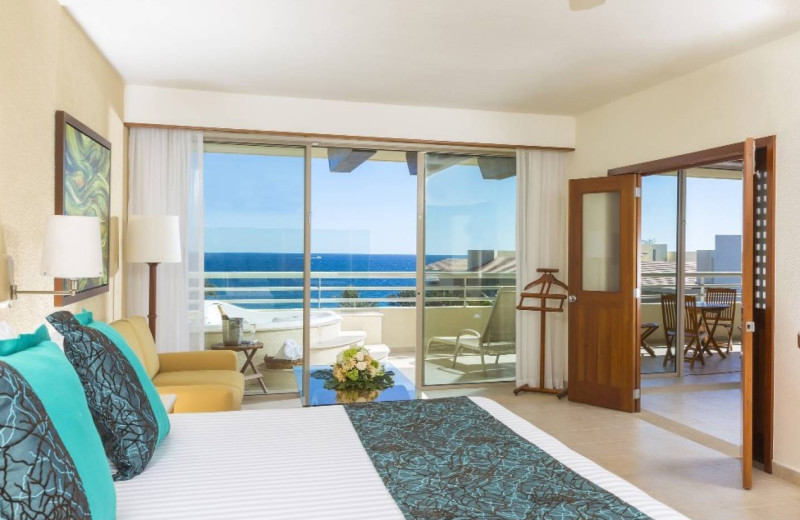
[203,141,517,401]
[203,144,306,394]
[421,153,517,386]
[307,147,418,403]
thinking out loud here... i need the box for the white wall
[125,85,575,149]
[569,29,800,475]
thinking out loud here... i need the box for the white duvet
[115,397,687,519]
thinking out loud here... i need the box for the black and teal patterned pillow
[0,326,115,519]
[48,311,169,481]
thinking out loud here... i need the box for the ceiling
[61,0,800,115]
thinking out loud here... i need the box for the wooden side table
[211,342,268,394]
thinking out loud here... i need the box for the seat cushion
[156,384,243,413]
[0,326,115,519]
[47,311,170,481]
[153,369,245,393]
[110,317,161,379]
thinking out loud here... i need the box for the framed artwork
[54,111,112,305]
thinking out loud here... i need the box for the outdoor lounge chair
[424,287,516,375]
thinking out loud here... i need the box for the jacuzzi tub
[204,301,364,363]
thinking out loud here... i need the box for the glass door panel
[582,191,621,292]
[203,144,306,394]
[684,164,743,377]
[303,147,417,405]
[422,153,517,386]
[640,172,679,375]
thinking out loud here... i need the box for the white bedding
[115,397,687,519]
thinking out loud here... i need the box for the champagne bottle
[217,304,229,321]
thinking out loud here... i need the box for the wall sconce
[4,215,103,303]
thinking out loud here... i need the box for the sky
[641,173,743,252]
[204,151,516,256]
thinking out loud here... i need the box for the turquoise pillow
[0,326,115,519]
[48,311,170,480]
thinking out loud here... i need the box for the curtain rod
[124,122,576,153]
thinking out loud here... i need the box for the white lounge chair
[424,288,516,374]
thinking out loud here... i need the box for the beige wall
[568,29,800,475]
[0,0,125,333]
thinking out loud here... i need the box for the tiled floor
[642,374,741,447]
[642,343,741,375]
[243,383,800,519]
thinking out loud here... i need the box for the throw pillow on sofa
[47,310,170,481]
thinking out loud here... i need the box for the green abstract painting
[61,121,111,295]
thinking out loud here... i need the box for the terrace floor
[246,345,515,393]
[242,382,799,519]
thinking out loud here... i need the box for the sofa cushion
[110,316,161,378]
[153,369,245,392]
[47,311,169,481]
[0,326,115,519]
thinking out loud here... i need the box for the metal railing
[204,271,516,308]
[641,270,742,303]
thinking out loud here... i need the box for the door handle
[567,295,577,303]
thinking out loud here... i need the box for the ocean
[205,252,457,309]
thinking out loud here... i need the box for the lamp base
[147,263,159,340]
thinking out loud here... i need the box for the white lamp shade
[126,215,181,264]
[41,215,104,279]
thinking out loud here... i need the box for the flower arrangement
[323,346,394,392]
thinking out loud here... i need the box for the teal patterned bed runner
[344,397,652,520]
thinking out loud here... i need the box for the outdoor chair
[425,287,516,375]
[704,288,738,354]
[660,294,708,369]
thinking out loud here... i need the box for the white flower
[356,361,367,371]
[355,351,365,362]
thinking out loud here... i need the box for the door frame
[607,137,776,478]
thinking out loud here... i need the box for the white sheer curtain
[127,128,204,352]
[516,149,568,389]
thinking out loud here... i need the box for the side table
[210,342,268,394]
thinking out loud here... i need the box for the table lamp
[6,215,103,302]
[125,215,181,339]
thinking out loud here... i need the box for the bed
[115,397,687,519]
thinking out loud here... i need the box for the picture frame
[54,111,112,306]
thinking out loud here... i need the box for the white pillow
[0,321,16,340]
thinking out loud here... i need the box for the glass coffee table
[293,363,415,406]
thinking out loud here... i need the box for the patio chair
[424,288,516,375]
[704,288,737,354]
[640,322,659,357]
[660,294,708,369]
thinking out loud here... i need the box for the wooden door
[568,175,640,412]
[741,138,756,489]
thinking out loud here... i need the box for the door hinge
[745,321,756,333]
[633,389,641,400]
[634,288,641,299]
[634,187,642,198]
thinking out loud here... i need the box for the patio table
[693,301,730,358]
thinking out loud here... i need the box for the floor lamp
[126,215,181,340]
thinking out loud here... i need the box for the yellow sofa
[110,316,244,413]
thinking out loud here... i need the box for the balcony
[204,270,517,391]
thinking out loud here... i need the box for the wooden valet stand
[514,268,569,399]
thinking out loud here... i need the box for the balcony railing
[204,271,516,308]
[641,270,742,303]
